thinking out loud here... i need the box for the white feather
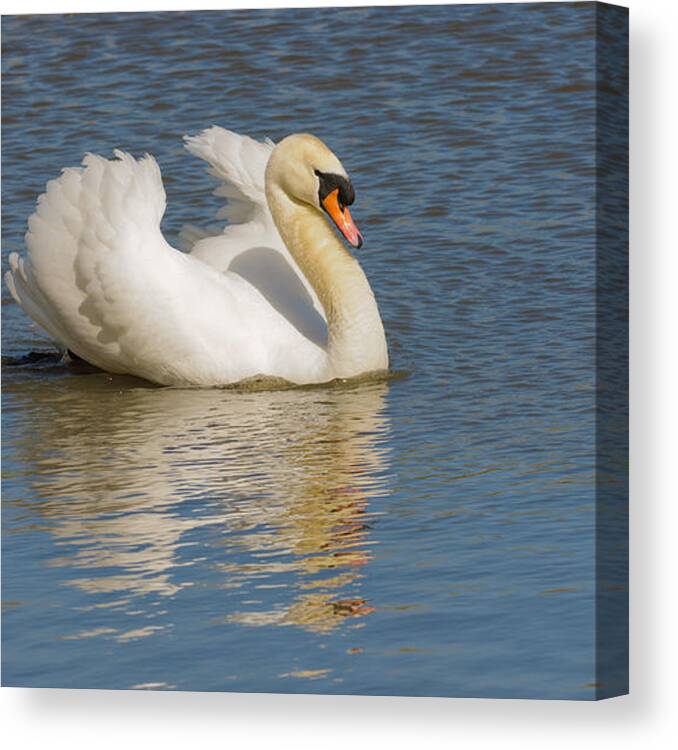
[6,142,326,385]
[182,126,325,328]
[6,128,388,386]
[183,126,273,225]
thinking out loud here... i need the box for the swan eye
[315,169,355,208]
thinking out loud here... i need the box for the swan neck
[266,185,387,378]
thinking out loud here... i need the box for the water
[1,4,627,698]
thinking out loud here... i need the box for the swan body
[5,128,388,386]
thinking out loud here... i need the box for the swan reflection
[5,375,391,634]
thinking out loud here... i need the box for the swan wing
[5,150,324,385]
[182,126,273,240]
[183,127,326,333]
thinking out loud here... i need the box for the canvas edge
[594,0,629,701]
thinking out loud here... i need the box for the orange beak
[321,188,363,249]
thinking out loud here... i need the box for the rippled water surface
[2,4,626,698]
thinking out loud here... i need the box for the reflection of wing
[9,379,391,632]
[182,127,325,329]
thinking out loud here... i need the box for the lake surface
[1,4,626,699]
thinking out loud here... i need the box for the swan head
[266,133,363,249]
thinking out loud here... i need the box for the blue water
[1,4,627,698]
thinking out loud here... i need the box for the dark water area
[2,4,626,698]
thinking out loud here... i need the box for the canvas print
[1,2,628,699]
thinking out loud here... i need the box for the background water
[1,3,627,699]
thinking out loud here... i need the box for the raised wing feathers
[5,134,328,385]
[6,149,224,379]
[183,126,274,224]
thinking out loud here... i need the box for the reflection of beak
[321,188,363,249]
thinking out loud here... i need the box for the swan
[5,128,388,386]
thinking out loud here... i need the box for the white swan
[5,128,388,386]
